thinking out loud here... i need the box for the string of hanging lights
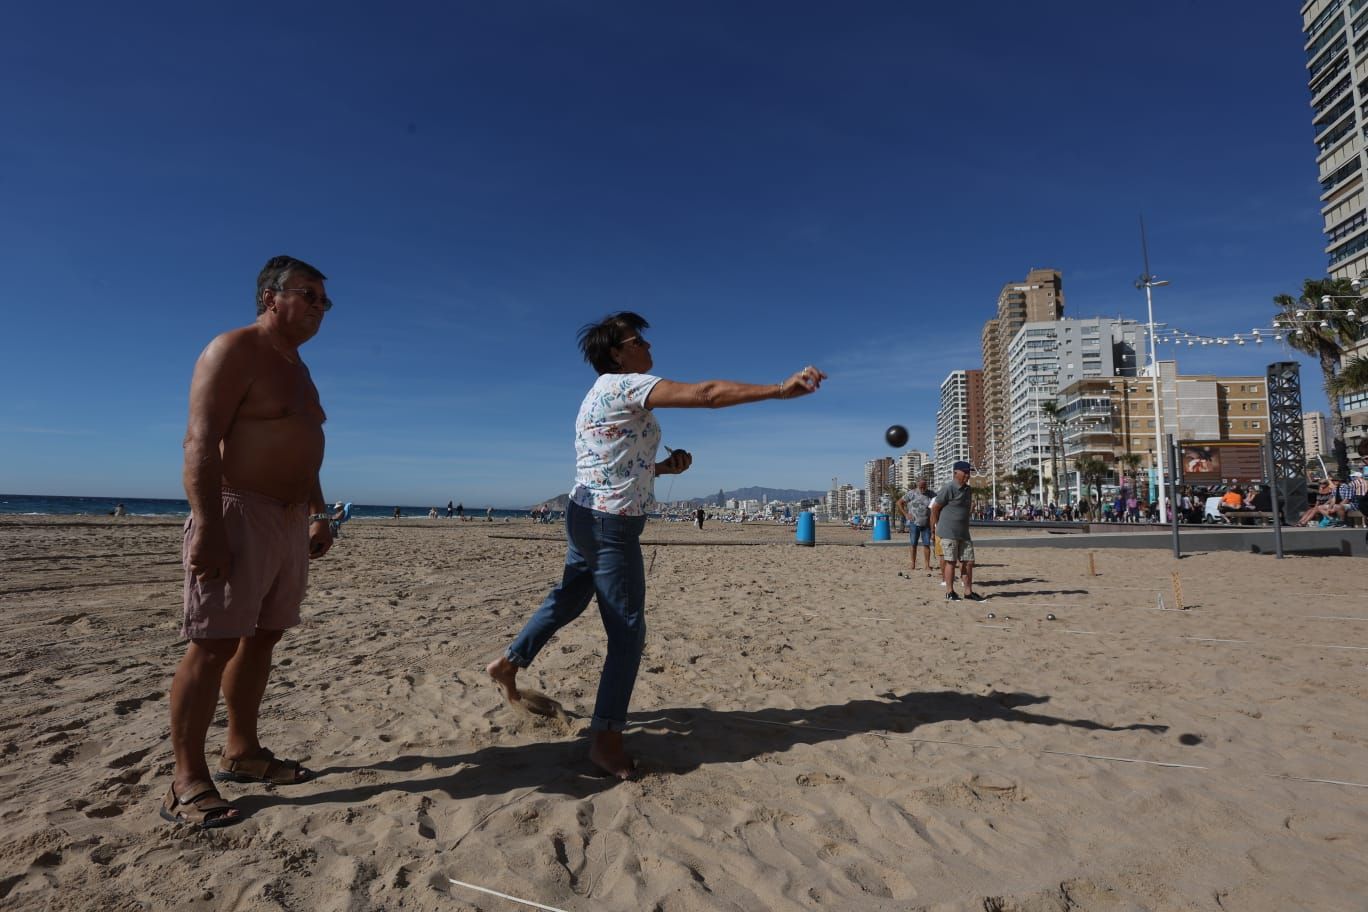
[1150,303,1366,349]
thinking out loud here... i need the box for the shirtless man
[161,255,334,828]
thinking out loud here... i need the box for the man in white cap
[930,460,985,603]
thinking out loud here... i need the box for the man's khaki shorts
[181,488,309,639]
[940,538,975,563]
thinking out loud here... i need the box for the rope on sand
[1039,749,1208,770]
[447,878,572,912]
[987,623,1366,657]
[727,714,1366,790]
[1264,774,1368,789]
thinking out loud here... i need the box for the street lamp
[987,421,1000,516]
[1135,221,1170,523]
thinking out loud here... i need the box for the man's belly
[221,419,324,504]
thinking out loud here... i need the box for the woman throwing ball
[487,312,825,779]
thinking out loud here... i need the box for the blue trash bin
[872,512,891,541]
[796,511,816,546]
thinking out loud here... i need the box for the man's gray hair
[255,255,327,316]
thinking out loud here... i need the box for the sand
[1,515,1366,911]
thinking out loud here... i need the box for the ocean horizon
[0,494,536,520]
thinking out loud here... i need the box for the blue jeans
[505,501,647,732]
[909,524,932,547]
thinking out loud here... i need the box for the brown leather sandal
[214,747,314,785]
[159,780,242,829]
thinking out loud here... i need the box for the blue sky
[0,2,1335,506]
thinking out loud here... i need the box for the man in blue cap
[930,460,986,603]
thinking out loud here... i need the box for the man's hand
[656,449,693,476]
[778,366,827,399]
[309,520,334,559]
[187,521,233,582]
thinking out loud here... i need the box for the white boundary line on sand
[728,715,1368,790]
[971,622,1366,657]
[448,878,571,912]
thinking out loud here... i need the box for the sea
[0,494,533,520]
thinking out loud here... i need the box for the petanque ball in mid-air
[885,425,909,448]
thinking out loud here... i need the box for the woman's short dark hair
[578,312,650,374]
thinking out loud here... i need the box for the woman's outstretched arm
[646,366,826,409]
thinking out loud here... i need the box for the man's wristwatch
[309,513,331,523]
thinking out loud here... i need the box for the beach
[1,515,1365,911]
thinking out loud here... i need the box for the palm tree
[1011,466,1039,506]
[1120,452,1143,491]
[1074,456,1109,518]
[1273,278,1368,477]
[1118,452,1144,520]
[1040,400,1066,503]
[1328,354,1368,396]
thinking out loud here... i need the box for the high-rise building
[980,269,1065,477]
[1006,318,1143,491]
[1303,410,1329,457]
[895,450,931,489]
[864,457,894,512]
[934,370,985,487]
[1303,2,1368,279]
[1340,338,1368,454]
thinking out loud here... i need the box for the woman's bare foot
[486,656,520,704]
[589,731,637,780]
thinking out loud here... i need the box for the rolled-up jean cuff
[504,648,532,668]
[589,715,625,732]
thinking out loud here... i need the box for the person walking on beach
[486,312,826,779]
[164,255,334,829]
[930,461,985,603]
[898,478,935,576]
[446,500,454,519]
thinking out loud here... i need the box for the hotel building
[980,269,1064,478]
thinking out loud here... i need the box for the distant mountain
[526,493,571,511]
[683,486,825,506]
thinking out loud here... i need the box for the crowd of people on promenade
[952,467,1368,528]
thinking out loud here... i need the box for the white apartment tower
[1304,1,1368,279]
[895,450,930,490]
[935,371,975,488]
[1006,318,1144,490]
[1303,410,1329,456]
